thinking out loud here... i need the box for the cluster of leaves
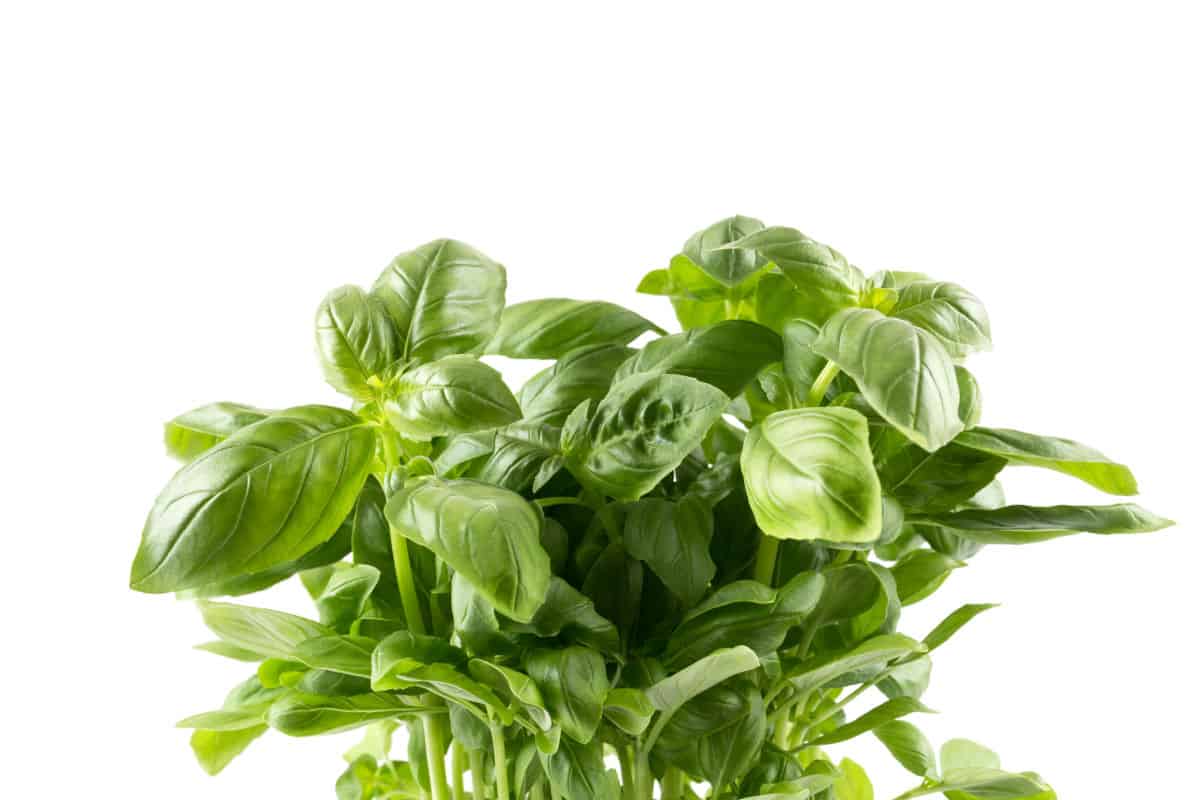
[131,221,1172,800]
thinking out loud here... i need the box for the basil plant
[131,220,1171,800]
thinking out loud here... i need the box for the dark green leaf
[540,736,621,800]
[514,577,621,656]
[808,697,934,746]
[955,427,1138,495]
[488,299,661,359]
[293,635,376,678]
[525,646,608,744]
[914,503,1173,544]
[624,497,716,607]
[891,550,963,606]
[614,321,782,397]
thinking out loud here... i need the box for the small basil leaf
[614,320,783,397]
[371,239,506,363]
[955,426,1139,495]
[190,727,266,775]
[384,356,520,441]
[301,564,381,632]
[292,635,376,678]
[807,697,934,746]
[511,577,621,657]
[525,646,608,744]
[198,601,333,661]
[890,550,964,606]
[164,402,271,462]
[645,645,759,716]
[518,344,635,427]
[315,285,400,401]
[874,720,939,779]
[623,497,716,608]
[786,633,924,695]
[488,299,661,359]
[602,688,654,736]
[890,280,992,358]
[682,215,768,287]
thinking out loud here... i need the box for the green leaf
[832,757,875,800]
[623,497,716,608]
[891,550,963,606]
[514,577,621,656]
[926,769,1052,799]
[813,308,962,452]
[889,281,991,358]
[315,285,400,400]
[786,633,924,695]
[194,641,264,662]
[268,692,427,737]
[874,720,938,778]
[371,239,506,363]
[384,355,520,441]
[563,373,728,501]
[724,226,864,325]
[540,737,621,800]
[464,422,561,493]
[177,708,268,731]
[879,655,933,700]
[682,214,768,287]
[877,442,1005,514]
[344,476,401,613]
[614,320,783,397]
[942,739,1001,772]
[164,402,271,462]
[451,572,517,658]
[645,645,760,715]
[385,477,551,623]
[954,427,1138,495]
[293,635,377,678]
[782,318,826,399]
[808,697,934,746]
[913,503,1173,544]
[468,659,552,730]
[956,366,983,429]
[190,726,267,775]
[654,679,766,790]
[740,408,882,544]
[525,646,608,744]
[602,688,654,736]
[488,299,661,359]
[371,631,466,683]
[518,344,635,427]
[922,603,997,652]
[198,601,332,661]
[301,564,381,631]
[639,255,762,330]
[131,406,376,593]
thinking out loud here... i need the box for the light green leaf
[891,550,963,606]
[268,692,427,737]
[724,226,864,325]
[954,427,1138,495]
[164,402,271,462]
[602,688,655,736]
[371,631,466,686]
[384,355,520,441]
[786,634,924,695]
[942,739,1002,773]
[914,503,1173,544]
[740,408,882,544]
[615,320,782,397]
[468,659,552,731]
[875,720,938,778]
[782,318,825,399]
[488,299,661,359]
[808,697,934,746]
[292,635,376,678]
[563,373,728,501]
[371,239,506,363]
[190,726,266,775]
[832,758,875,800]
[198,601,332,661]
[956,366,983,429]
[464,422,561,493]
[301,564,381,631]
[646,645,760,715]
[131,406,376,593]
[385,477,550,622]
[682,214,768,287]
[315,285,400,400]
[813,308,962,452]
[890,281,991,358]
[922,603,997,652]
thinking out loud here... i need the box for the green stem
[753,535,780,586]
[533,496,589,509]
[390,528,427,635]
[489,718,510,800]
[531,780,547,800]
[421,713,451,800]
[468,750,486,800]
[806,361,841,406]
[450,743,465,800]
[617,746,635,800]
[662,768,686,800]
[633,750,653,800]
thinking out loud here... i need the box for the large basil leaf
[740,408,882,544]
[614,320,783,397]
[814,308,962,451]
[518,344,635,427]
[562,373,728,501]
[198,601,333,660]
[682,214,767,287]
[623,497,715,608]
[131,406,376,593]
[646,645,760,715]
[725,226,865,325]
[524,646,608,744]
[292,635,376,677]
[955,427,1138,495]
[654,679,766,791]
[385,477,551,622]
[488,299,661,359]
[539,737,621,800]
[315,285,400,400]
[164,402,271,462]
[890,280,991,358]
[384,355,520,441]
[371,239,506,363]
[268,692,427,737]
[912,503,1172,544]
[877,442,1005,514]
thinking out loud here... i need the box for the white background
[2,2,1196,798]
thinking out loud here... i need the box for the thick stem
[390,528,427,635]
[662,767,686,800]
[468,750,486,800]
[489,718,510,800]
[752,535,780,586]
[806,361,841,406]
[617,746,636,800]
[633,750,654,800]
[422,713,451,800]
